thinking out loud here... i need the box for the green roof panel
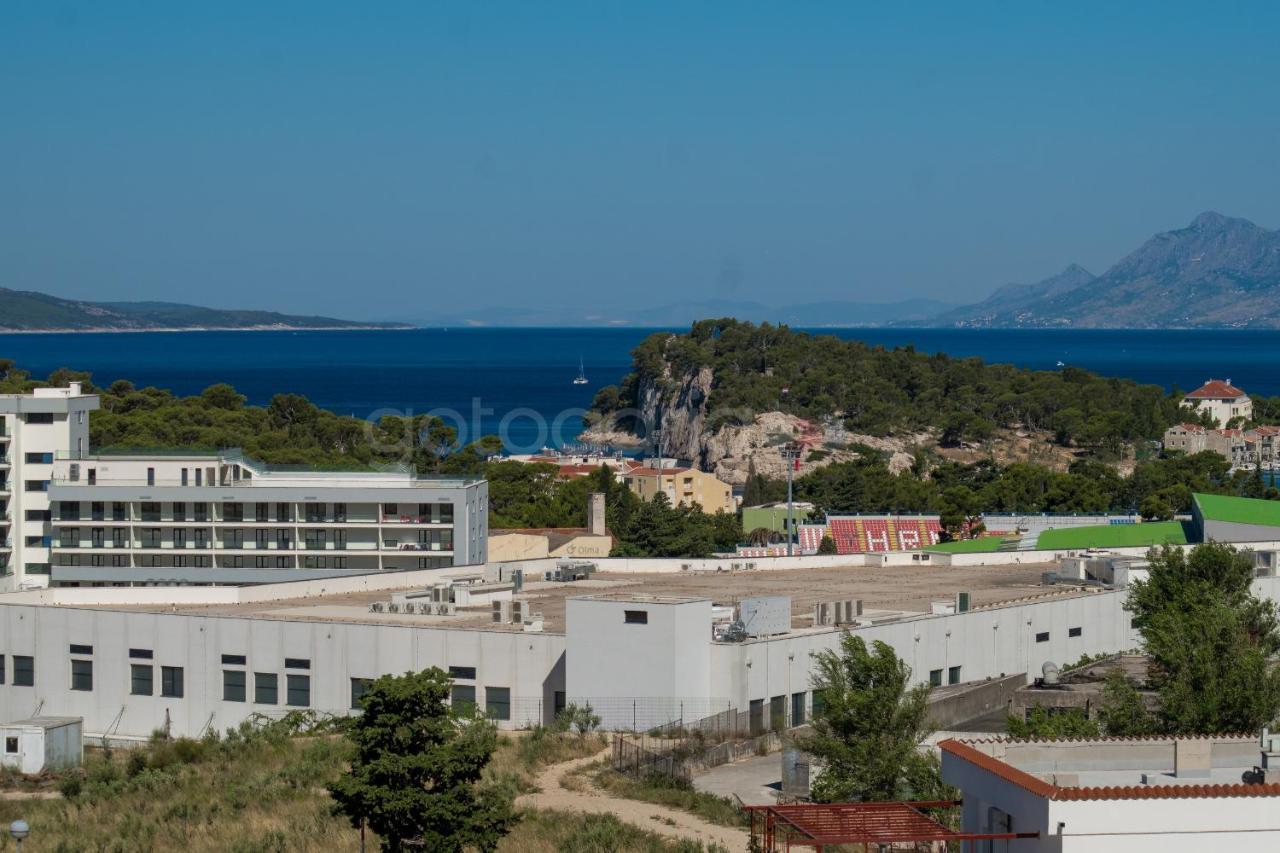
[1193,493,1280,527]
[1035,521,1188,550]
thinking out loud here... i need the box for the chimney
[69,382,81,396]
[1174,739,1210,779]
[587,492,606,536]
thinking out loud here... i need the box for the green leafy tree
[801,635,952,802]
[1128,543,1280,734]
[328,669,517,852]
[1096,670,1158,736]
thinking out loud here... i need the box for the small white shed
[0,717,83,775]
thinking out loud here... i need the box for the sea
[0,327,1276,452]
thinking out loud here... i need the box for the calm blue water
[0,327,1275,451]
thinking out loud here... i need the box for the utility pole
[780,442,801,556]
[653,427,663,505]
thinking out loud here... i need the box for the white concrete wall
[565,597,712,729]
[1049,795,1280,851]
[0,604,565,738]
[706,589,1143,720]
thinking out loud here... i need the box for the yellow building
[622,466,735,514]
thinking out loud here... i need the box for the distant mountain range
[924,212,1280,329]
[10,211,1279,331]
[430,297,958,328]
[0,288,409,332]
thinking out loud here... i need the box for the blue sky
[4,2,1280,321]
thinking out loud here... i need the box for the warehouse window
[221,654,246,666]
[929,669,943,687]
[1068,627,1083,638]
[1035,632,1050,643]
[129,648,153,660]
[447,666,476,680]
[131,664,153,696]
[623,610,648,625]
[223,670,246,702]
[284,658,310,670]
[71,659,93,692]
[286,674,311,707]
[948,666,962,685]
[351,678,373,710]
[69,644,93,656]
[0,655,5,685]
[485,687,511,721]
[161,666,184,698]
[255,672,278,705]
[451,684,476,713]
[12,656,33,687]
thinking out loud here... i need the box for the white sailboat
[573,356,589,385]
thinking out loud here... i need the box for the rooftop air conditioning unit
[511,601,524,624]
[731,562,742,571]
[387,603,400,613]
[439,603,456,616]
[681,563,691,571]
[369,602,384,613]
[746,562,757,570]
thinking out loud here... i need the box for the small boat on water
[573,356,589,385]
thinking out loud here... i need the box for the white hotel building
[0,384,487,590]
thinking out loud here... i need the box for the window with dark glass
[71,659,93,691]
[161,666,184,698]
[131,664,153,695]
[1035,632,1050,643]
[448,666,477,680]
[485,687,511,721]
[254,672,278,704]
[451,684,476,712]
[624,610,648,625]
[223,670,246,702]
[286,674,311,707]
[12,656,33,687]
[350,678,373,710]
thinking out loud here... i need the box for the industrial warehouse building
[3,550,1275,742]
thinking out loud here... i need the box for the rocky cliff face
[580,360,921,484]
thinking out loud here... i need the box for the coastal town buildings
[1179,378,1252,427]
[621,465,736,514]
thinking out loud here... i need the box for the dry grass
[0,722,624,853]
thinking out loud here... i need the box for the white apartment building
[0,385,99,589]
[0,385,487,590]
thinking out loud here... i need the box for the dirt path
[516,747,750,851]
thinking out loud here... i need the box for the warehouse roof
[1194,492,1280,527]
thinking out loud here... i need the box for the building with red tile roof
[941,734,1280,849]
[1181,378,1252,427]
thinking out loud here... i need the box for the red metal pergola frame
[744,800,1040,851]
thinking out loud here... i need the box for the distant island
[0,287,412,332]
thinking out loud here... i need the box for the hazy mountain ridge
[431,297,957,328]
[0,288,409,331]
[929,212,1280,328]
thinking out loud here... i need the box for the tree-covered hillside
[593,319,1185,448]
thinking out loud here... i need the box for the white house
[941,735,1280,851]
[1180,379,1252,428]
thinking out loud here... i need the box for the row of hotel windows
[55,502,454,523]
[0,650,507,718]
[57,555,355,568]
[53,527,453,550]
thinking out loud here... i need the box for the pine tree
[329,669,517,852]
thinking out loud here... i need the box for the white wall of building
[0,604,565,738]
